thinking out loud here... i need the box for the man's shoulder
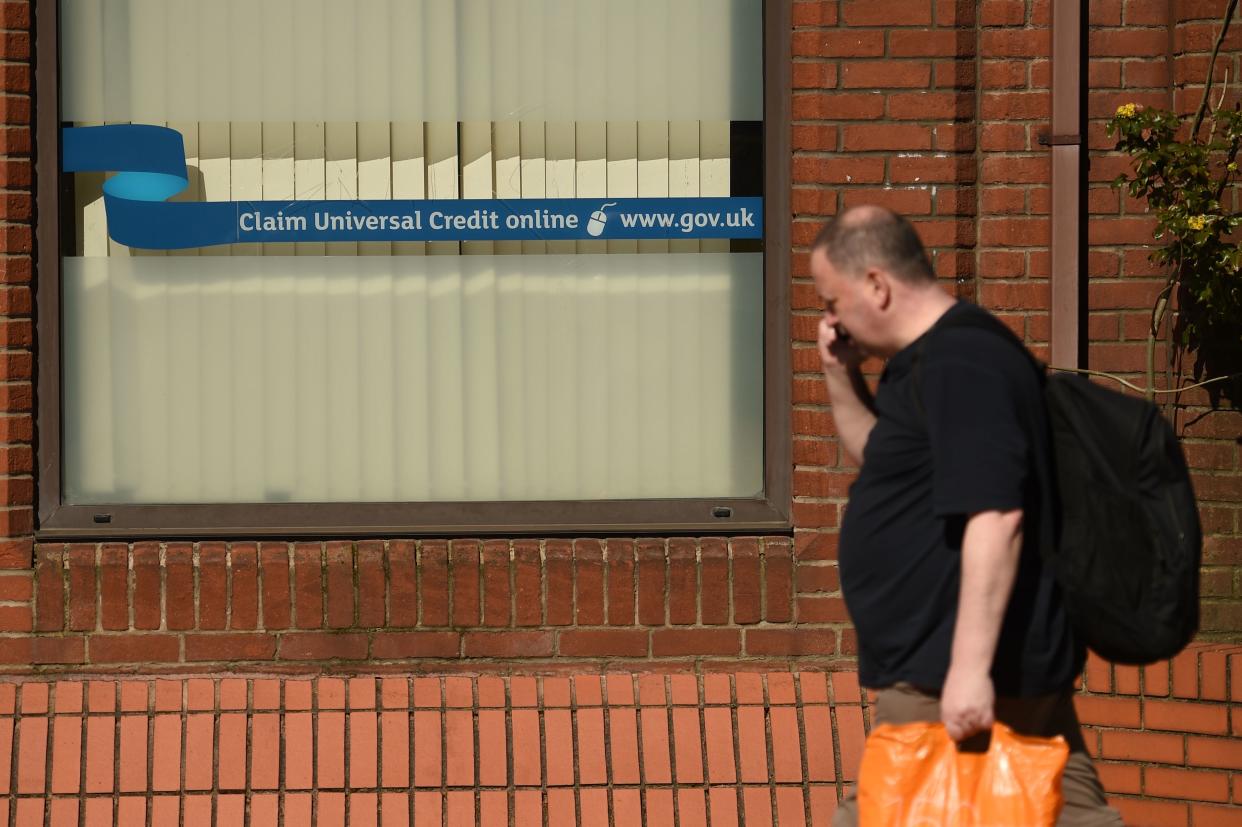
[923,305,1035,378]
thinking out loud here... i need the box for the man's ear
[864,268,892,309]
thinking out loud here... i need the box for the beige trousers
[832,683,1124,827]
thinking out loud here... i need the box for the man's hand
[816,316,877,464]
[817,317,866,371]
[942,509,1023,742]
[940,667,995,742]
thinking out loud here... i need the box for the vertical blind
[59,0,766,505]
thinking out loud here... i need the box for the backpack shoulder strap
[912,307,1045,419]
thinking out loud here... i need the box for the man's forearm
[948,509,1024,678]
[822,365,877,465]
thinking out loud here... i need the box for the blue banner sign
[63,125,763,250]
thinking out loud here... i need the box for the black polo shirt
[838,301,1082,696]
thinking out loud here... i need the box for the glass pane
[58,1,766,506]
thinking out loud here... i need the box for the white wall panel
[62,0,763,122]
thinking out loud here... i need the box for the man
[815,206,1122,826]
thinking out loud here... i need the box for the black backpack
[915,311,1201,665]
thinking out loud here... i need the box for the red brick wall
[0,0,1238,818]
[791,0,1242,639]
[0,658,1234,823]
[0,0,1232,700]
[1076,642,1242,824]
[10,539,828,672]
[0,0,33,570]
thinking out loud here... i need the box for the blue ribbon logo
[63,125,764,250]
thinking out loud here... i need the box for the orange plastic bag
[858,722,1069,827]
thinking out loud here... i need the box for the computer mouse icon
[587,202,617,237]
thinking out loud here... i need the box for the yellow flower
[1187,215,1208,231]
[1229,162,1238,172]
[1115,103,1139,118]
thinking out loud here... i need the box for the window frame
[34,0,792,539]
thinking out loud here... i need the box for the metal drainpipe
[1046,0,1088,369]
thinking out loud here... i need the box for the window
[36,0,791,536]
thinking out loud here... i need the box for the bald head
[812,206,935,285]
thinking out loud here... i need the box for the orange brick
[218,795,246,827]
[317,711,346,788]
[640,706,672,784]
[285,713,313,790]
[1145,663,1172,697]
[664,706,702,785]
[838,706,867,782]
[349,793,377,827]
[183,714,213,791]
[678,789,708,827]
[49,715,81,794]
[832,672,863,704]
[543,677,571,707]
[705,706,738,784]
[48,794,76,824]
[349,711,378,788]
[87,682,115,713]
[318,793,345,827]
[645,789,675,825]
[710,788,740,827]
[771,706,803,782]
[607,706,640,785]
[777,788,807,827]
[0,719,10,794]
[151,715,181,792]
[217,678,246,711]
[84,715,114,793]
[744,787,775,827]
[1145,766,1231,803]
[380,794,410,827]
[118,716,147,792]
[445,710,474,786]
[804,706,836,782]
[1187,737,1242,771]
[1111,797,1189,827]
[738,706,769,783]
[15,801,42,826]
[1075,696,1141,728]
[251,795,279,827]
[576,707,606,785]
[185,679,212,712]
[413,710,442,787]
[1101,730,1185,764]
[251,713,280,790]
[285,794,312,825]
[381,711,410,788]
[151,798,177,826]
[1145,700,1229,734]
[1190,803,1242,827]
[1095,762,1141,795]
[513,790,541,826]
[546,789,575,826]
[1199,650,1229,701]
[119,682,148,713]
[1114,665,1141,695]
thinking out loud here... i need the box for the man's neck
[890,287,959,354]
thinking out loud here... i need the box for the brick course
[0,651,1233,823]
[12,539,834,671]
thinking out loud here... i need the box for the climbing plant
[1106,0,1242,408]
